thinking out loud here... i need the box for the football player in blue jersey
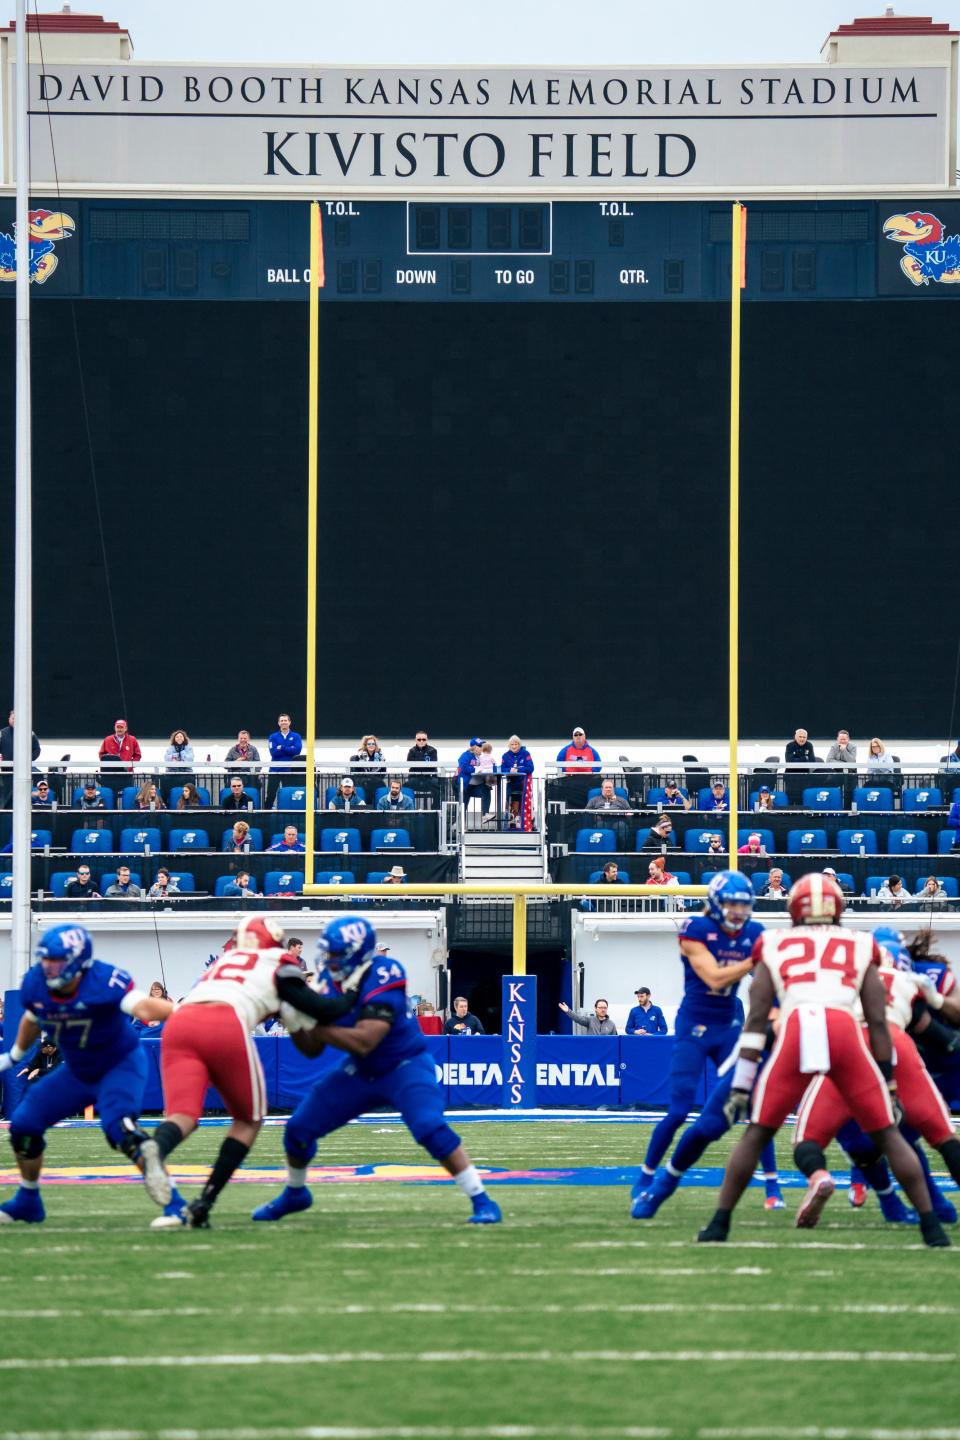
[633,872,775,1202]
[0,924,173,1223]
[252,915,501,1225]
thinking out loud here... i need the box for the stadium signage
[502,974,536,1108]
[20,64,952,191]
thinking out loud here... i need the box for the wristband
[739,1031,767,1054]
[731,1056,759,1093]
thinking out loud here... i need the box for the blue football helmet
[316,915,376,982]
[706,870,754,932]
[36,923,94,991]
[874,925,911,972]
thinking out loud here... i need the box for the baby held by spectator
[475,741,496,779]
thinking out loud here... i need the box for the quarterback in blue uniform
[635,873,768,1195]
[0,924,173,1223]
[252,916,501,1225]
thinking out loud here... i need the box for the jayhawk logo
[0,208,75,284]
[883,211,960,287]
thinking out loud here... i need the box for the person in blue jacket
[457,738,489,818]
[556,727,601,772]
[625,987,668,1035]
[501,736,534,830]
[266,713,303,809]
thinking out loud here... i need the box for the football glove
[915,972,944,1010]
[722,1087,752,1127]
[341,958,373,995]
[278,1001,316,1034]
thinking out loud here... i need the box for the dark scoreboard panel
[4,197,960,303]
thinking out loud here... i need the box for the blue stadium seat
[832,872,856,895]
[748,789,789,809]
[218,786,260,808]
[71,828,115,853]
[370,828,412,851]
[751,871,793,896]
[315,871,356,886]
[852,787,894,812]
[221,827,264,852]
[166,787,211,809]
[119,827,162,854]
[670,871,692,886]
[646,786,690,806]
[864,875,887,898]
[802,787,844,811]
[169,828,210,852]
[902,787,942,812]
[118,787,141,810]
[931,876,959,898]
[586,786,630,802]
[71,782,113,808]
[100,871,143,892]
[324,784,367,806]
[214,874,261,896]
[588,869,628,883]
[786,829,828,853]
[264,871,305,896]
[49,871,77,897]
[887,829,929,856]
[953,788,960,805]
[368,871,408,884]
[319,827,362,854]
[0,873,11,895]
[576,828,616,854]
[373,787,415,807]
[30,829,53,849]
[737,828,774,852]
[699,871,724,884]
[938,830,959,854]
[837,828,878,855]
[683,830,725,854]
[697,787,728,809]
[165,871,196,893]
[277,786,318,811]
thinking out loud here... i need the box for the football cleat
[251,1185,314,1222]
[184,1200,211,1229]
[468,1193,502,1224]
[630,1172,656,1202]
[149,1189,188,1229]
[925,1180,958,1225]
[796,1170,835,1229]
[877,1189,918,1225]
[0,1188,45,1224]
[764,1195,787,1211]
[632,1168,681,1220]
[139,1138,172,1207]
[697,1215,730,1243]
[920,1212,951,1249]
[848,1181,868,1208]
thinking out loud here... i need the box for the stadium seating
[118,787,142,810]
[751,871,793,895]
[737,828,774,852]
[368,872,408,884]
[101,871,143,891]
[218,786,260,807]
[169,828,210,851]
[852,787,893,812]
[938,830,958,854]
[670,871,692,886]
[646,786,689,805]
[697,787,728,809]
[748,789,788,809]
[71,782,113,808]
[864,876,888,897]
[119,827,162,854]
[786,829,828,853]
[370,828,413,852]
[277,786,318,810]
[684,830,724,853]
[166,787,211,808]
[70,828,114,853]
[837,828,878,855]
[221,827,264,851]
[575,828,616,854]
[586,785,630,802]
[214,874,260,896]
[49,871,76,896]
[30,829,53,849]
[319,827,363,853]
[314,871,356,885]
[887,829,929,855]
[164,872,196,893]
[264,870,305,896]
[0,873,11,894]
[324,784,367,806]
[935,877,959,897]
[588,869,628,883]
[902,787,942,811]
[832,872,856,894]
[802,787,843,811]
[374,786,415,807]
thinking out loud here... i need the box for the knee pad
[10,1130,45,1160]
[794,1140,827,1177]
[416,1121,461,1163]
[284,1122,318,1169]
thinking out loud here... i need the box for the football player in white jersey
[698,873,950,1248]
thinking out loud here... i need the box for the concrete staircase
[461,828,546,886]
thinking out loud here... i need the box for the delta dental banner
[13,63,952,191]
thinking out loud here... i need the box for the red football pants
[161,1002,266,1124]
[751,1007,894,1135]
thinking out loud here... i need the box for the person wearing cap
[626,987,667,1036]
[382,864,407,884]
[556,728,601,774]
[822,866,853,897]
[78,781,106,811]
[444,996,485,1035]
[377,779,414,812]
[30,780,55,809]
[737,832,765,856]
[646,856,677,885]
[700,781,729,813]
[662,780,692,810]
[329,777,366,811]
[98,718,141,772]
[753,785,776,813]
[641,814,676,850]
[457,738,490,818]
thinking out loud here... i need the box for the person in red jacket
[98,719,142,772]
[556,727,601,773]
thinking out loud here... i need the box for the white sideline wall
[0,910,448,1005]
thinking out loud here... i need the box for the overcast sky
[27,0,960,65]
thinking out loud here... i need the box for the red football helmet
[236,916,285,951]
[787,872,844,926]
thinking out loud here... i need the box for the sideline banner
[501,973,537,1108]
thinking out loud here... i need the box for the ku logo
[0,208,75,284]
[883,211,960,287]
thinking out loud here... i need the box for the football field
[0,1116,957,1440]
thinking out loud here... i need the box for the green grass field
[0,1117,957,1440]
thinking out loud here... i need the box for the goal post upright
[728,201,745,870]
[304,201,322,885]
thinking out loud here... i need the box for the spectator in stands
[662,780,692,810]
[222,870,256,897]
[383,865,407,884]
[104,864,141,898]
[225,729,261,772]
[377,779,414,812]
[598,861,621,884]
[31,779,54,809]
[738,832,765,856]
[753,785,776,813]
[823,866,853,896]
[826,730,858,765]
[78,782,105,811]
[866,737,895,773]
[759,867,789,900]
[876,873,910,908]
[268,824,305,854]
[135,781,165,811]
[444,996,485,1035]
[176,783,203,810]
[98,718,141,771]
[501,736,534,829]
[287,938,305,964]
[916,875,949,906]
[785,728,817,766]
[350,735,387,774]
[148,867,180,899]
[329,777,366,811]
[701,781,729,812]
[626,987,668,1035]
[407,732,438,766]
[132,980,170,1034]
[457,738,490,819]
[221,777,253,811]
[64,864,99,900]
[706,833,725,856]
[266,713,303,807]
[556,727,601,773]
[587,779,630,813]
[225,820,253,853]
[23,1032,60,1083]
[647,856,677,885]
[164,730,194,771]
[641,814,676,850]
[559,997,617,1035]
[947,793,960,844]
[0,709,41,806]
